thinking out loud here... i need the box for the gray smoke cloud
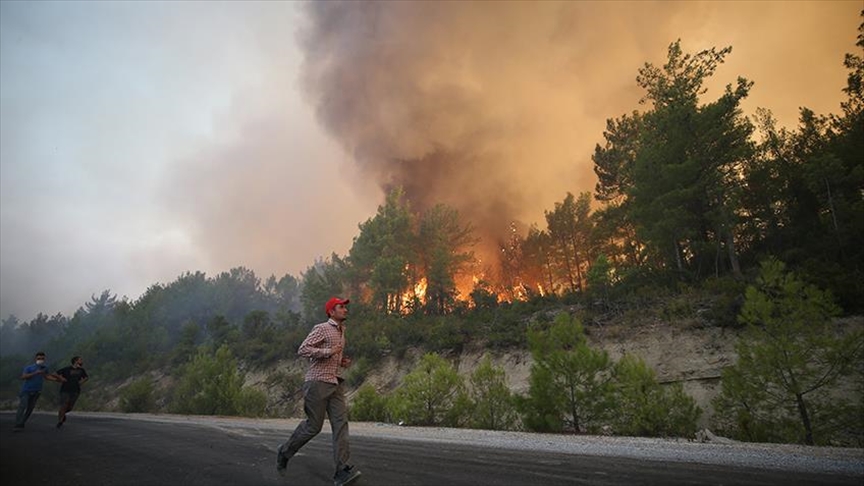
[1,1,856,320]
[295,0,858,263]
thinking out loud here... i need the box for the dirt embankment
[339,315,862,429]
[355,322,734,428]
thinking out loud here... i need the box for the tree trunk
[544,255,555,293]
[714,236,722,278]
[570,386,580,433]
[825,178,839,234]
[725,230,742,277]
[795,393,815,445]
[824,178,845,259]
[560,238,577,292]
[572,245,585,292]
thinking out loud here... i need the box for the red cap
[324,297,350,316]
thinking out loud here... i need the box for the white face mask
[35,359,45,365]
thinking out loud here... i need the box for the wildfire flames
[414,277,428,302]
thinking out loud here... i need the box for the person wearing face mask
[55,356,89,429]
[13,351,63,431]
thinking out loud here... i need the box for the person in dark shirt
[55,356,88,429]
[13,351,62,430]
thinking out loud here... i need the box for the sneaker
[275,444,289,477]
[56,421,63,429]
[333,465,361,486]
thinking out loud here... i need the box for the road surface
[1,411,861,486]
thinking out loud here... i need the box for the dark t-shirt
[57,366,88,394]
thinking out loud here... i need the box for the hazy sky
[1,1,859,321]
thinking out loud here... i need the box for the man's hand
[340,356,352,368]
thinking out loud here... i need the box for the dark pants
[15,391,41,427]
[58,391,80,423]
[280,380,351,476]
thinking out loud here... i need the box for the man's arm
[45,373,64,383]
[20,367,42,380]
[52,368,69,383]
[298,325,342,360]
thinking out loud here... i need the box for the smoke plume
[295,1,857,267]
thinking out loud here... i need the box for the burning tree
[346,188,477,315]
[417,204,477,314]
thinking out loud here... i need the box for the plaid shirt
[297,318,345,384]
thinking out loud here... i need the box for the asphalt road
[1,411,861,486]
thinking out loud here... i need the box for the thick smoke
[2,2,854,321]
[295,1,857,266]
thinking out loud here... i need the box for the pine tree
[713,258,864,445]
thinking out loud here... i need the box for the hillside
[29,306,855,444]
[342,318,735,429]
[243,314,861,431]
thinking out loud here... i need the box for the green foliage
[349,188,416,315]
[523,313,613,432]
[521,312,701,436]
[263,369,305,416]
[417,204,477,315]
[343,356,373,388]
[608,354,701,437]
[0,355,25,401]
[343,318,388,364]
[346,188,478,316]
[170,345,265,417]
[712,258,864,445]
[518,364,564,432]
[263,273,302,315]
[586,254,613,301]
[544,192,594,293]
[236,387,268,418]
[235,311,282,368]
[630,42,750,277]
[170,321,202,366]
[381,316,426,356]
[300,255,347,323]
[469,305,530,350]
[349,384,390,422]
[739,17,864,312]
[517,225,557,295]
[467,355,519,430]
[205,315,240,350]
[469,280,499,310]
[659,291,698,321]
[388,353,467,427]
[701,276,747,328]
[210,267,264,324]
[425,317,465,353]
[119,377,156,413]
[591,39,760,284]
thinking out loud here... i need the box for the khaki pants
[280,380,351,475]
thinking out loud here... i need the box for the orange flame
[414,277,428,301]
